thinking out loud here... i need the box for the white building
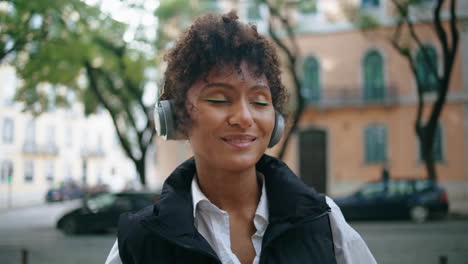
[0,65,152,209]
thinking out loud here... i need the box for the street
[0,202,467,264]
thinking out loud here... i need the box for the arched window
[363,50,385,101]
[364,124,387,163]
[416,45,438,92]
[302,56,321,103]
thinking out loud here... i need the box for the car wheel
[410,205,429,223]
[62,218,79,235]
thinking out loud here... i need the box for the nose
[228,101,254,128]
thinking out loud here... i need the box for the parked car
[45,182,85,202]
[334,179,449,223]
[56,191,160,234]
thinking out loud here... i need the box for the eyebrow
[202,82,270,92]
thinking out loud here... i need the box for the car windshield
[358,182,385,198]
[87,193,117,211]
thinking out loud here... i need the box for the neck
[194,159,260,214]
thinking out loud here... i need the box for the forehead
[202,60,268,87]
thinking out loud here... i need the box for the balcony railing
[22,143,59,155]
[80,147,105,158]
[305,85,400,109]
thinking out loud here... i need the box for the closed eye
[202,98,229,103]
[250,101,270,106]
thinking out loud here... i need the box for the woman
[106,11,376,264]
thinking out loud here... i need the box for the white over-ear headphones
[154,100,285,147]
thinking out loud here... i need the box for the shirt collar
[191,172,269,225]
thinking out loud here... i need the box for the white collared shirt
[191,174,268,264]
[105,176,377,264]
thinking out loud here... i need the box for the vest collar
[141,155,330,250]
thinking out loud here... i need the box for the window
[387,181,413,197]
[247,3,261,20]
[46,124,56,153]
[416,45,438,92]
[200,0,218,12]
[361,0,380,8]
[298,0,317,14]
[364,124,387,163]
[1,160,13,184]
[25,119,36,145]
[419,123,444,162]
[302,56,321,103]
[65,125,73,148]
[363,50,385,101]
[45,160,54,183]
[2,118,14,144]
[359,182,385,198]
[24,160,34,183]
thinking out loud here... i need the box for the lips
[221,134,256,149]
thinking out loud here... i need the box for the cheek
[259,111,276,136]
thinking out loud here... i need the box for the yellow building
[0,66,146,209]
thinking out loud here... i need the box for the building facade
[153,0,468,201]
[0,66,146,209]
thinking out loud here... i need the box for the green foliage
[155,0,191,20]
[1,0,156,184]
[358,14,380,30]
[298,0,317,14]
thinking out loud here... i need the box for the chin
[218,152,264,172]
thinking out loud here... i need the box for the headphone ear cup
[154,100,176,140]
[269,112,285,148]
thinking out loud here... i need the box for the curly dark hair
[160,11,288,135]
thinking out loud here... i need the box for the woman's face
[186,61,275,172]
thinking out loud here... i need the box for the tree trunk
[418,122,437,182]
[135,157,146,186]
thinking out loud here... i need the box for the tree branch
[84,61,138,165]
[391,0,440,83]
[433,0,449,64]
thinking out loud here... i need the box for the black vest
[118,155,336,264]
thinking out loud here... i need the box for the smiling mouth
[221,135,257,148]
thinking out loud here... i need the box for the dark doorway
[299,129,327,194]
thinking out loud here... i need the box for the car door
[353,182,386,219]
[80,193,118,231]
[105,195,133,228]
[380,181,413,219]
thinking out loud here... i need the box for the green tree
[345,0,460,181]
[0,0,156,185]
